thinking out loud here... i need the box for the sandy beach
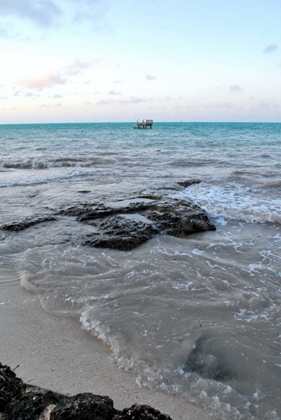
[0,281,214,420]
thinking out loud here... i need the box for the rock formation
[0,362,172,420]
[0,180,216,251]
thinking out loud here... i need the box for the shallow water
[1,122,281,419]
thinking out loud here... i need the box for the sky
[0,0,280,123]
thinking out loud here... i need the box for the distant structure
[134,119,153,129]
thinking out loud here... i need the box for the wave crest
[173,182,281,225]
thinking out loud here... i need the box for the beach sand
[0,281,214,420]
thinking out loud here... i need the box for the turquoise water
[1,122,281,419]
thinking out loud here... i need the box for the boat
[134,119,153,129]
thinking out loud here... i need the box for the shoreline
[0,281,214,420]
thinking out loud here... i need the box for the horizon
[1,120,281,126]
[0,0,281,124]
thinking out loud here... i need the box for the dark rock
[0,215,57,232]
[0,363,25,412]
[59,203,96,217]
[50,393,114,420]
[83,199,215,251]
[0,363,173,420]
[113,404,172,420]
[183,336,234,382]
[0,182,216,251]
[177,179,202,188]
[6,388,63,420]
[85,216,159,251]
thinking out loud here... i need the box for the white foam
[0,167,102,188]
[173,182,281,224]
[20,272,40,294]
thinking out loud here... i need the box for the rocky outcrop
[177,179,201,188]
[0,363,172,420]
[61,195,216,251]
[0,180,215,251]
[0,216,57,232]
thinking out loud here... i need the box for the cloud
[255,100,280,110]
[17,58,96,92]
[263,44,278,54]
[24,92,40,97]
[203,102,233,109]
[229,85,243,93]
[0,0,62,27]
[71,0,109,23]
[0,27,8,37]
[64,59,98,76]
[145,74,157,81]
[2,107,16,111]
[19,73,66,89]
[49,94,62,98]
[109,90,122,95]
[97,99,112,105]
[12,89,40,97]
[119,96,149,104]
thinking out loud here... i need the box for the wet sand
[0,281,214,420]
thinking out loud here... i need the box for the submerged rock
[177,179,202,188]
[68,197,216,251]
[0,181,216,251]
[83,199,215,251]
[84,215,158,251]
[183,336,234,382]
[0,215,57,232]
[0,363,172,420]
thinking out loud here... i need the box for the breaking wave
[173,182,281,225]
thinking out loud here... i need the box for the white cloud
[71,0,109,23]
[0,26,8,37]
[24,92,40,97]
[16,59,96,91]
[49,94,63,98]
[203,102,233,109]
[0,0,62,27]
[119,96,149,104]
[64,59,98,76]
[97,99,112,105]
[0,0,109,33]
[255,101,280,110]
[109,90,122,95]
[263,44,278,54]
[145,74,157,81]
[229,85,243,93]
[18,73,66,89]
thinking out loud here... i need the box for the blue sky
[0,0,280,123]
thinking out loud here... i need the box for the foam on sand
[0,280,214,420]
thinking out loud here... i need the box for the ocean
[1,122,281,420]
